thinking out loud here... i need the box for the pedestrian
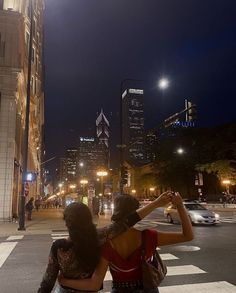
[59,192,194,292]
[92,195,100,217]
[25,197,34,220]
[35,198,41,211]
[38,192,173,293]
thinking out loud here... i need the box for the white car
[164,201,220,225]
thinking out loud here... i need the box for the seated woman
[38,192,172,292]
[59,192,194,292]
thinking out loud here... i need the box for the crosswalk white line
[0,242,17,268]
[166,265,206,276]
[102,265,206,283]
[220,217,236,223]
[160,253,179,260]
[102,281,236,293]
[6,235,24,241]
[159,281,236,292]
[51,233,69,237]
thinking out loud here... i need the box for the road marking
[51,233,69,241]
[51,233,68,237]
[6,236,24,241]
[220,217,236,223]
[167,265,206,276]
[160,253,179,260]
[0,242,17,268]
[102,281,236,293]
[159,281,236,292]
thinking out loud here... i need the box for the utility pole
[18,0,33,231]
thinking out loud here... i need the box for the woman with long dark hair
[38,192,173,292]
[58,193,193,292]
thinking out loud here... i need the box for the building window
[31,47,35,62]
[0,33,5,57]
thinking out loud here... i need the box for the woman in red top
[59,192,194,292]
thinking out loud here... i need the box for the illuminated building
[0,1,45,220]
[122,88,145,164]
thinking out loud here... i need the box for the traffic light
[121,166,129,185]
[185,100,197,122]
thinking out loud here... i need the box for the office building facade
[0,0,44,220]
[122,88,145,164]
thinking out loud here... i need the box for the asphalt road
[0,209,235,292]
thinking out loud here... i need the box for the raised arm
[97,191,173,244]
[59,257,109,292]
[157,192,194,246]
[136,191,173,219]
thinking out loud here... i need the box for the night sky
[44,0,236,170]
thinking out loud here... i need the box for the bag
[141,231,167,289]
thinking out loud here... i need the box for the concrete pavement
[0,208,111,237]
[0,205,235,237]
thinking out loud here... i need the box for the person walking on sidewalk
[38,192,173,293]
[25,197,34,220]
[58,193,194,293]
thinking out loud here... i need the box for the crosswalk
[0,233,235,292]
[50,232,235,293]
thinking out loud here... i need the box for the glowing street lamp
[131,189,136,194]
[176,147,185,155]
[222,179,231,194]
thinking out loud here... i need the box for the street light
[80,179,88,201]
[97,170,108,215]
[222,179,231,194]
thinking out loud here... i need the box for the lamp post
[18,0,33,231]
[97,170,108,215]
[80,179,88,201]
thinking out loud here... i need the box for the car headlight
[193,214,203,220]
[214,213,220,219]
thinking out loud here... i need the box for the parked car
[164,201,220,225]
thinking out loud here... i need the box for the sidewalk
[0,208,111,237]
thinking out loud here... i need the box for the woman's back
[102,229,158,282]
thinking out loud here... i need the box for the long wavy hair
[111,194,140,222]
[64,202,100,272]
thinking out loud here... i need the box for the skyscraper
[96,109,109,148]
[122,88,145,164]
[0,1,44,220]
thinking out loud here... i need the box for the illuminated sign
[80,137,95,142]
[129,89,144,95]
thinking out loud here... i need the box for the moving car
[164,201,220,225]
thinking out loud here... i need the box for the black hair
[111,194,140,222]
[63,202,100,272]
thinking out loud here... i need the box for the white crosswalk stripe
[48,233,236,292]
[220,217,236,223]
[159,281,236,293]
[0,242,17,268]
[6,235,24,241]
[51,233,69,241]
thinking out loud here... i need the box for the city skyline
[44,0,236,168]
